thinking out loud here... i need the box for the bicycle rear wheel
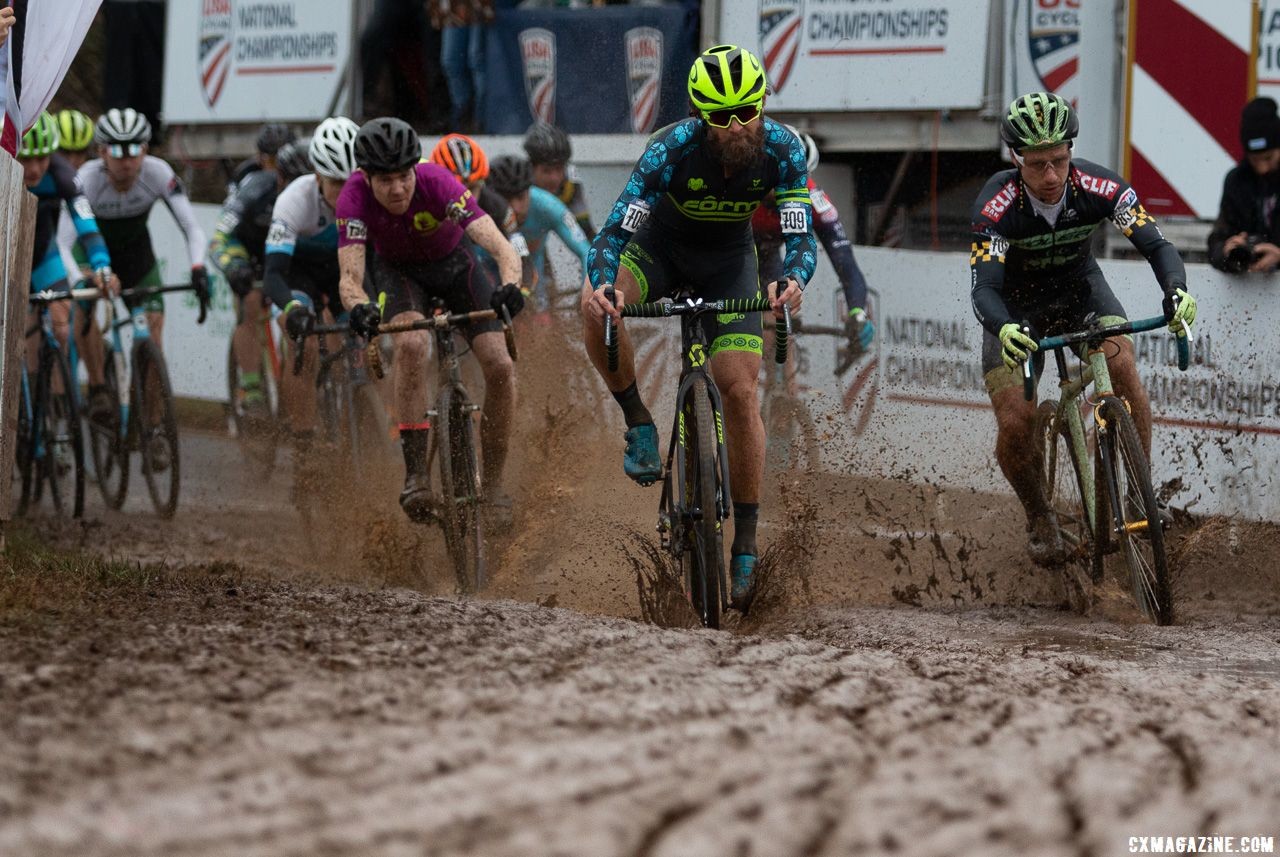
[227,337,278,478]
[1094,396,1174,625]
[88,349,130,509]
[37,345,85,518]
[682,375,725,629]
[136,341,181,518]
[13,373,34,517]
[1034,400,1093,613]
[434,386,487,593]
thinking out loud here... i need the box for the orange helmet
[428,133,489,184]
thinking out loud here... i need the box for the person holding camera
[1208,96,1280,274]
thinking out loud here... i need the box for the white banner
[719,0,992,111]
[162,0,353,124]
[1259,0,1280,103]
[2,0,102,154]
[1003,0,1121,166]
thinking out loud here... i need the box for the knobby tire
[1035,400,1093,613]
[136,341,180,518]
[684,376,724,629]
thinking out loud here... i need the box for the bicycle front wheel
[1035,400,1093,613]
[1095,396,1173,625]
[434,386,487,593]
[227,337,278,478]
[14,373,35,517]
[135,341,180,519]
[88,348,130,509]
[38,345,85,518]
[682,375,725,629]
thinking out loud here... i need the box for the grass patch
[0,523,242,619]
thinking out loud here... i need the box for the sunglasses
[106,143,145,158]
[702,103,762,128]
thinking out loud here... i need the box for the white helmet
[783,124,819,174]
[95,107,152,146]
[309,116,359,180]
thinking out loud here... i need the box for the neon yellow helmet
[1000,92,1079,152]
[687,44,767,113]
[19,111,60,158]
[56,109,96,152]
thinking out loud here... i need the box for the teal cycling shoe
[730,553,757,611]
[623,423,661,486]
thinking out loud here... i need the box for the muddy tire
[1034,400,1094,613]
[683,376,723,629]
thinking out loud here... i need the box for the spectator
[430,0,494,132]
[102,0,166,146]
[361,0,451,131]
[1208,96,1280,274]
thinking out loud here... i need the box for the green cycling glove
[1166,287,1197,335]
[998,322,1038,371]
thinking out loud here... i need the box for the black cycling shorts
[619,220,763,358]
[287,255,342,315]
[981,261,1129,394]
[371,243,499,337]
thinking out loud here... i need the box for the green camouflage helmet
[19,111,60,158]
[1000,92,1079,152]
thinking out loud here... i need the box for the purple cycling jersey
[336,162,485,264]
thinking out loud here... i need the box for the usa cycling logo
[198,0,234,107]
[625,27,662,134]
[759,0,803,93]
[1029,0,1081,104]
[520,28,556,124]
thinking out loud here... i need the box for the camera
[1225,233,1267,273]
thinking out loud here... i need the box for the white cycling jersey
[266,174,338,257]
[77,155,207,268]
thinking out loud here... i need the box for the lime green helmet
[19,111,60,158]
[56,109,96,152]
[688,44,768,112]
[1000,92,1079,152]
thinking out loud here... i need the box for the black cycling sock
[612,382,653,428]
[731,502,759,557]
[400,428,430,478]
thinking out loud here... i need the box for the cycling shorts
[287,257,342,316]
[371,243,500,338]
[981,263,1129,395]
[122,263,165,315]
[619,220,763,358]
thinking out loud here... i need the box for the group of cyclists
[15,41,1200,616]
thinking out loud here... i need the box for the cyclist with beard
[581,44,814,608]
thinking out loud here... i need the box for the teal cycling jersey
[521,185,589,279]
[587,117,816,290]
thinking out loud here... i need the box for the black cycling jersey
[214,169,279,264]
[588,117,816,291]
[969,158,1186,335]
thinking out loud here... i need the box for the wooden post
[0,154,39,525]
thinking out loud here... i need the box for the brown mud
[3,318,1279,856]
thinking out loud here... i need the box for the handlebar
[1020,311,1193,402]
[362,306,517,380]
[602,293,790,372]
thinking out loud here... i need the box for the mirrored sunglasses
[106,143,145,158]
[702,103,762,128]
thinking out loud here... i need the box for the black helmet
[256,122,296,155]
[488,155,533,198]
[276,138,312,184]
[354,117,422,174]
[522,122,571,165]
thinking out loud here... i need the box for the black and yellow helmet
[56,109,95,152]
[1000,92,1078,152]
[19,111,60,158]
[687,44,767,113]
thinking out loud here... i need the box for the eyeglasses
[106,143,144,158]
[702,103,762,128]
[1019,154,1070,174]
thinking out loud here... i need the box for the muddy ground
[2,323,1279,856]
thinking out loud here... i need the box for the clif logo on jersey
[198,0,234,108]
[1029,0,1081,104]
[759,0,803,94]
[520,28,557,124]
[625,27,663,135]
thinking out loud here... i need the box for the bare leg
[711,349,765,506]
[1101,336,1152,456]
[470,331,515,491]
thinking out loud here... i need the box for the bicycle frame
[299,322,375,479]
[1028,313,1191,544]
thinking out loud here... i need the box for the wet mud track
[4,364,1280,854]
